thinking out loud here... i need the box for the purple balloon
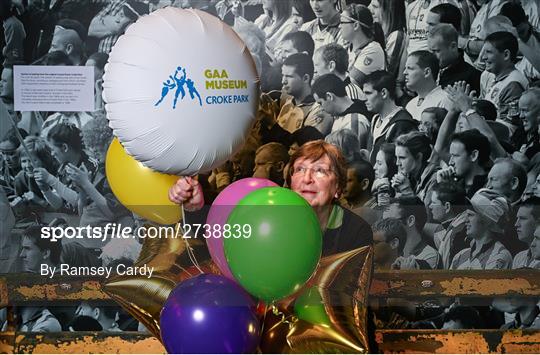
[160,274,260,354]
[206,178,277,278]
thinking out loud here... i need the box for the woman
[340,4,386,86]
[372,143,397,206]
[290,0,315,28]
[169,140,373,256]
[368,0,406,79]
[392,132,437,204]
[325,129,364,164]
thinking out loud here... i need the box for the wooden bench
[1,270,539,353]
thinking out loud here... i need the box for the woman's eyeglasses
[292,165,333,179]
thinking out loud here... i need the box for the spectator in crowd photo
[392,131,438,204]
[48,19,86,66]
[312,43,363,101]
[404,50,452,121]
[428,24,481,92]
[450,188,512,270]
[312,73,371,148]
[419,107,446,145]
[438,129,491,198]
[324,129,363,164]
[461,0,508,62]
[275,53,329,134]
[340,4,386,87]
[429,181,468,268]
[252,142,289,186]
[363,70,417,163]
[493,295,540,329]
[513,197,540,269]
[0,0,25,66]
[19,224,61,273]
[343,158,379,225]
[300,0,342,50]
[383,196,441,269]
[426,3,462,34]
[88,0,149,55]
[19,306,61,332]
[480,31,528,131]
[372,142,397,207]
[406,0,460,53]
[372,217,406,270]
[74,302,122,332]
[11,136,58,219]
[499,1,540,83]
[368,0,406,79]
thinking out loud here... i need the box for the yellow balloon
[106,138,181,224]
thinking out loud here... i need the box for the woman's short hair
[395,131,432,166]
[288,140,347,193]
[325,129,362,164]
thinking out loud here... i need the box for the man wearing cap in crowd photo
[450,188,512,270]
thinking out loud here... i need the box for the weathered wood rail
[1,270,539,353]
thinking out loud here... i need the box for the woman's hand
[391,172,414,197]
[168,176,204,211]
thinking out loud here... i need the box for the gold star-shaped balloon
[102,225,219,340]
[260,246,373,353]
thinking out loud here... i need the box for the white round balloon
[103,8,259,175]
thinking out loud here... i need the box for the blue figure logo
[155,66,202,108]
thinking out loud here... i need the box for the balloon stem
[180,204,205,274]
[271,303,297,330]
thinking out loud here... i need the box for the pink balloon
[206,178,278,279]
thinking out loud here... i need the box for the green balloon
[294,286,331,326]
[224,187,322,302]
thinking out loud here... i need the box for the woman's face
[290,155,339,207]
[291,6,304,27]
[368,0,381,23]
[395,145,418,175]
[374,150,388,179]
[533,173,540,198]
[340,10,357,43]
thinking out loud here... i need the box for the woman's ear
[361,178,370,191]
